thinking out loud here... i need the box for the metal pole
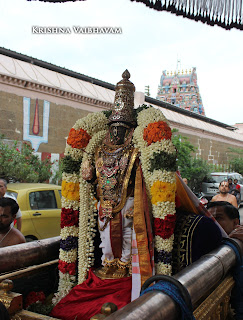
[0,237,60,273]
[106,239,243,320]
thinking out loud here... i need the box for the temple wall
[0,88,97,157]
[1,87,242,166]
[0,58,242,167]
[174,130,237,165]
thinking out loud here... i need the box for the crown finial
[122,69,130,80]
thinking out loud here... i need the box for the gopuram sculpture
[51,70,222,320]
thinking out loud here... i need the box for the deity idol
[52,70,222,320]
[82,70,138,278]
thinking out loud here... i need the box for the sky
[0,0,243,126]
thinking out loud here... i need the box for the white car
[201,172,243,206]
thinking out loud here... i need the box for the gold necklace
[0,226,13,244]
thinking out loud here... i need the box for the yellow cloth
[134,166,152,286]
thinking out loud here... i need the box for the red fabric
[51,269,132,320]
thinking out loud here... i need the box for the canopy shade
[27,0,243,31]
[27,0,85,2]
[130,0,243,30]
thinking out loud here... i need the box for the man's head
[234,178,238,184]
[0,179,7,198]
[228,178,233,185]
[207,201,240,235]
[0,197,19,231]
[182,178,188,185]
[219,180,229,194]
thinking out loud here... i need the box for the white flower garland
[136,107,168,127]
[73,111,108,136]
[55,106,176,303]
[54,111,108,303]
[78,129,108,284]
[148,170,176,187]
[52,273,77,305]
[152,202,176,219]
[62,172,80,183]
[60,226,79,240]
[154,235,174,252]
[133,107,176,275]
[60,248,78,264]
[61,198,79,211]
[64,144,84,161]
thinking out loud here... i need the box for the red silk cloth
[50,269,132,320]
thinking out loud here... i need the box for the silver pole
[0,236,60,273]
[106,239,243,320]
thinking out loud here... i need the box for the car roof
[211,172,240,175]
[7,183,61,191]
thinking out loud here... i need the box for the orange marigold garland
[143,121,172,146]
[67,128,91,149]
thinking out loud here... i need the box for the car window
[5,191,18,199]
[29,190,57,210]
[58,190,62,199]
[203,175,216,183]
[210,175,228,183]
[234,174,243,184]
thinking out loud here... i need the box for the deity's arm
[81,159,96,183]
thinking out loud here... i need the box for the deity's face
[110,124,127,145]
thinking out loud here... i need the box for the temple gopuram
[157,68,205,116]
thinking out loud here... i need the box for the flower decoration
[67,128,91,149]
[54,105,177,304]
[154,215,176,239]
[60,209,79,228]
[25,291,54,316]
[53,111,108,304]
[25,291,46,309]
[143,121,172,146]
[61,181,80,201]
[150,181,176,205]
[133,106,177,276]
[58,260,76,275]
[149,151,177,172]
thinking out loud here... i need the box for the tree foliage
[172,130,212,193]
[171,130,195,173]
[227,147,243,175]
[0,136,53,183]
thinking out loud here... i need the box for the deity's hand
[81,160,94,181]
[229,225,243,242]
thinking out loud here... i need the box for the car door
[28,189,61,239]
[235,174,243,204]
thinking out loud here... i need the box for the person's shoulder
[11,228,26,244]
[211,195,219,201]
[229,193,236,198]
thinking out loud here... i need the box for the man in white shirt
[0,179,22,231]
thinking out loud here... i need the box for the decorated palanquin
[50,71,222,320]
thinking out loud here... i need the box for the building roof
[0,47,242,144]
